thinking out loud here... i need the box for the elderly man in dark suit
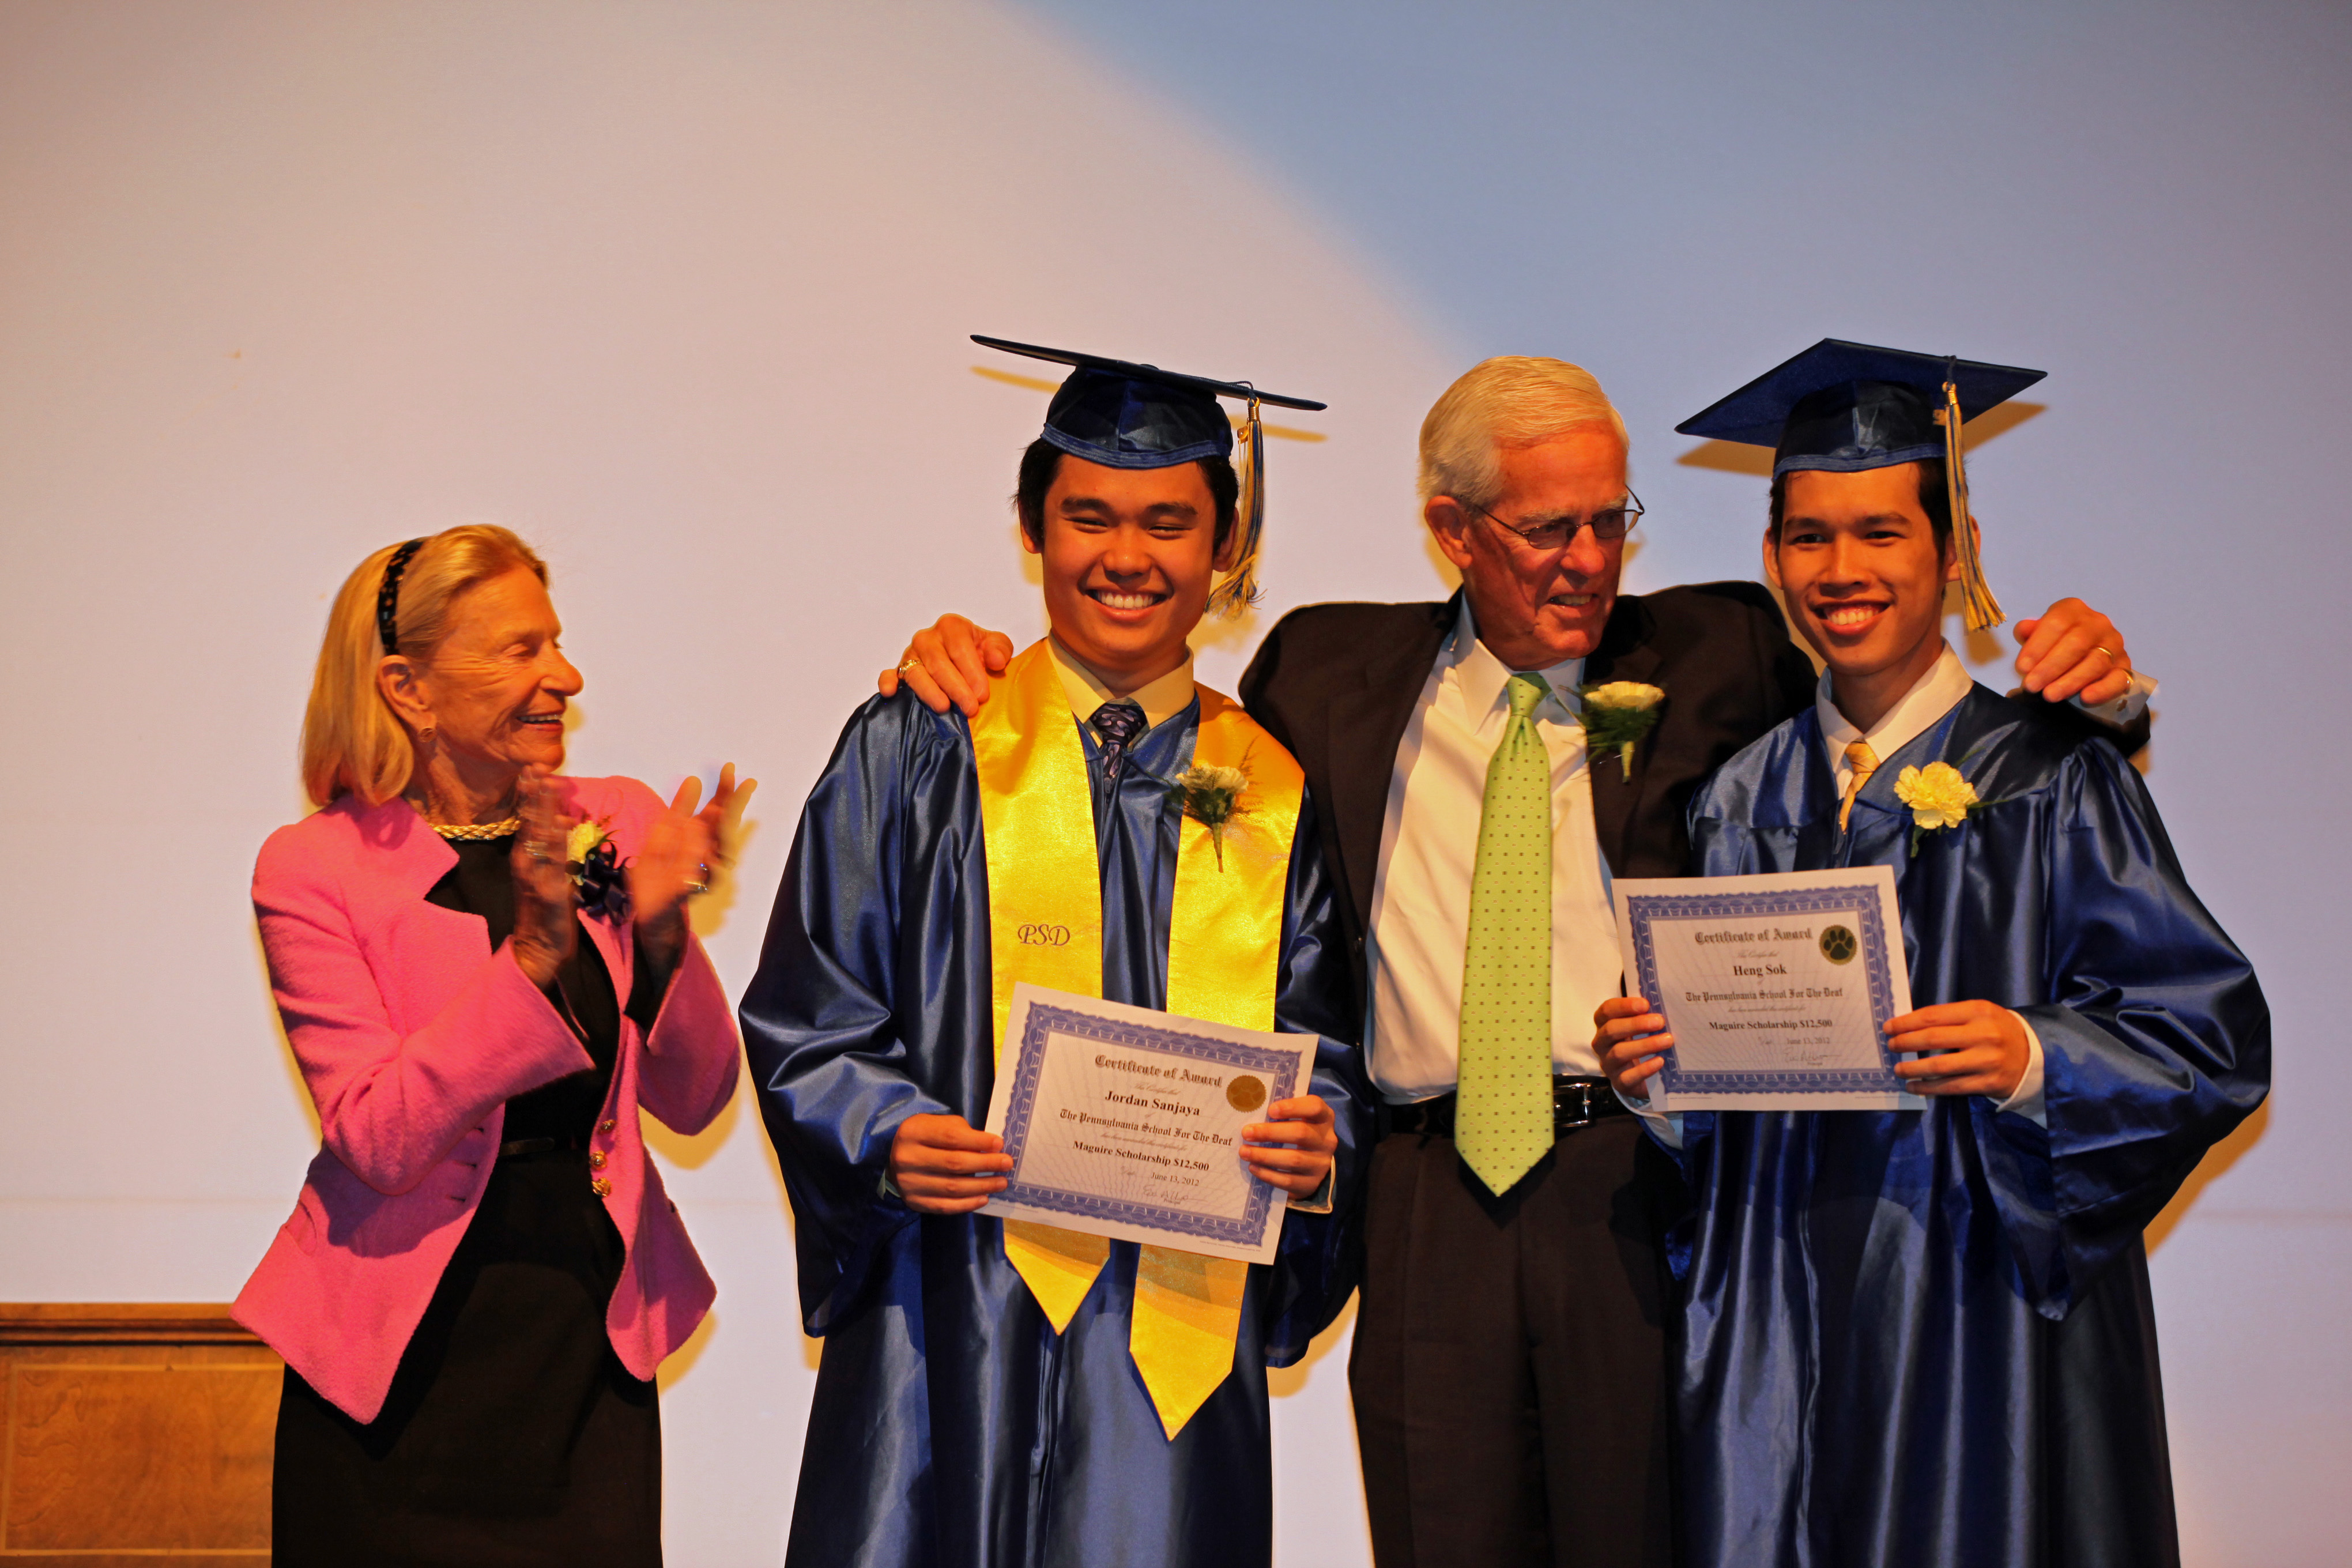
[883,356,2142,1568]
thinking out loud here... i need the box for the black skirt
[270,1146,661,1567]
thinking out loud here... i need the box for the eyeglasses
[1465,491,1644,552]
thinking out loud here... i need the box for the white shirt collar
[1815,642,1976,768]
[1444,599,1586,739]
[1047,634,1197,731]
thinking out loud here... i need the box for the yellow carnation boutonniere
[1577,681,1666,778]
[565,820,608,865]
[1170,762,1252,870]
[1891,761,1987,857]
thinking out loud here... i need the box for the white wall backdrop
[1,2,2343,1564]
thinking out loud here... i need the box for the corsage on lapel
[1578,681,1665,778]
[1892,762,1984,857]
[1170,762,1251,870]
[566,819,628,919]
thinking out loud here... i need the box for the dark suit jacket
[1237,583,1819,1020]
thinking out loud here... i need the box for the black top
[422,835,653,1141]
[271,832,671,1561]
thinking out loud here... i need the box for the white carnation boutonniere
[1891,762,1986,857]
[1170,762,1252,870]
[1577,681,1666,778]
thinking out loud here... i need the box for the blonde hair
[1417,356,1630,511]
[300,525,549,807]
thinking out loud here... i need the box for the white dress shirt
[1365,602,1623,1102]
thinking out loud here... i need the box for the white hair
[1416,356,1630,511]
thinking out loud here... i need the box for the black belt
[498,1134,590,1157]
[1381,1076,1628,1140]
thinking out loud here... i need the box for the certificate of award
[979,983,1319,1265]
[1611,866,1916,1111]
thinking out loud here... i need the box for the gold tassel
[1942,377,2003,631]
[1207,396,1265,619]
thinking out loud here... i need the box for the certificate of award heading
[979,983,1319,1265]
[1611,867,1916,1111]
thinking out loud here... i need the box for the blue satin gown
[1668,686,2269,1568]
[740,689,1369,1568]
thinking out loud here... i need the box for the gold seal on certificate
[979,983,1319,1265]
[1611,866,1917,1111]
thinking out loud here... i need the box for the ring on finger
[896,654,923,676]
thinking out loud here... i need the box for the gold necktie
[1839,741,1879,831]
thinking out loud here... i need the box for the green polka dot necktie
[1454,672,1555,1196]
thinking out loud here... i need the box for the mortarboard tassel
[1940,375,2004,631]
[1207,394,1265,619]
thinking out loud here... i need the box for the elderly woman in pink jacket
[233,523,749,1566]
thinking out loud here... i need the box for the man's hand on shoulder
[877,615,1015,717]
[2013,598,2134,707]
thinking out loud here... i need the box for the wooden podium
[0,1305,277,1565]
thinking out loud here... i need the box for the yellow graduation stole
[970,638,1305,1439]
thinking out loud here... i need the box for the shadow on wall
[1268,1291,1355,1401]
[657,1306,719,1393]
[2145,1099,2270,1254]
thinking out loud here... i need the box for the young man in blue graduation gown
[1598,341,2271,1568]
[740,341,1367,1568]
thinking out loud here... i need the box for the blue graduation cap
[1676,338,2044,631]
[974,335,1328,616]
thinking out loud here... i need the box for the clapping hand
[629,764,756,963]
[510,764,582,987]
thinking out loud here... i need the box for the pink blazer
[232,777,741,1423]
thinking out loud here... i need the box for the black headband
[376,538,427,654]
